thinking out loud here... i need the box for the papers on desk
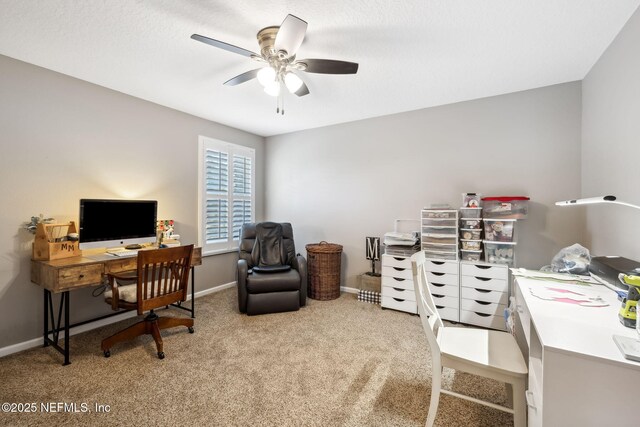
[511,268,598,285]
[529,286,609,307]
[613,335,640,362]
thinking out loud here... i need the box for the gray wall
[0,55,264,349]
[582,7,640,261]
[265,82,584,288]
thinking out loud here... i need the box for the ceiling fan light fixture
[284,72,303,93]
[263,81,281,96]
[257,67,276,87]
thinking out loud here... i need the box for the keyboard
[108,249,139,257]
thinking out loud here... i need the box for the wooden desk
[31,247,202,365]
[514,276,640,426]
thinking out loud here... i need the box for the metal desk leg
[43,290,72,366]
[63,291,70,366]
[43,289,49,347]
[191,266,195,318]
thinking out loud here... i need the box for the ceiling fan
[191,14,359,114]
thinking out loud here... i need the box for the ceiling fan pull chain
[282,95,285,115]
[276,95,279,114]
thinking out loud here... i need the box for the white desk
[514,276,640,426]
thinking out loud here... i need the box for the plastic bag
[545,243,591,275]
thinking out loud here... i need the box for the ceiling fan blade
[223,69,261,86]
[191,34,258,58]
[298,59,359,74]
[294,81,310,97]
[274,14,307,57]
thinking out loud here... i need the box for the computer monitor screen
[79,199,157,250]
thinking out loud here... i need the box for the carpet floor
[0,288,513,426]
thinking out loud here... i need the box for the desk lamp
[555,195,640,210]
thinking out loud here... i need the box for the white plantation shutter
[199,137,255,254]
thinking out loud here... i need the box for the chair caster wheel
[188,327,194,333]
[104,350,110,358]
[158,351,165,359]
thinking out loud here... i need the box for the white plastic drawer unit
[424,259,458,274]
[460,275,508,293]
[381,295,418,314]
[431,294,458,309]
[381,265,413,280]
[460,299,506,316]
[461,286,508,305]
[428,282,458,297]
[381,275,413,291]
[426,271,458,286]
[381,254,410,269]
[383,285,416,302]
[459,310,505,330]
[422,210,458,219]
[422,227,457,236]
[436,306,458,322]
[460,263,507,280]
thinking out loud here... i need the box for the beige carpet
[0,289,512,426]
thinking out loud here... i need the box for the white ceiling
[1,1,638,137]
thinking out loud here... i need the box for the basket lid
[481,196,530,201]
[306,241,343,253]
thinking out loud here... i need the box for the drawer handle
[431,272,444,276]
[474,288,491,293]
[392,267,406,272]
[474,300,491,305]
[474,277,491,281]
[393,257,405,261]
[435,305,445,309]
[393,277,406,282]
[432,294,445,298]
[392,297,405,302]
[431,283,445,288]
[430,261,445,265]
[475,265,492,270]
[525,391,537,410]
[392,287,405,292]
[474,312,491,317]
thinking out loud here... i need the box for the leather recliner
[237,222,307,315]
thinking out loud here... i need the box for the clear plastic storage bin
[484,241,517,266]
[460,218,482,229]
[460,228,482,240]
[482,196,529,219]
[483,219,516,242]
[460,249,482,261]
[460,239,482,250]
[459,207,482,219]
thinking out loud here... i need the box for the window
[198,136,255,255]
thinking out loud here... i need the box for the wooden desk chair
[101,245,194,359]
[410,251,527,427]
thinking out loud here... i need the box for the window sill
[202,247,239,257]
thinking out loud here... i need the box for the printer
[589,256,640,290]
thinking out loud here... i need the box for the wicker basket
[306,241,343,300]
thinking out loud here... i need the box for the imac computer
[79,199,157,250]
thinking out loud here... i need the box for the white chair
[410,251,527,427]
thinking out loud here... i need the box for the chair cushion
[253,265,291,274]
[247,269,301,294]
[104,281,170,304]
[104,284,139,303]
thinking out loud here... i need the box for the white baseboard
[340,286,359,294]
[0,281,237,359]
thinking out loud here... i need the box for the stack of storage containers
[459,207,483,261]
[481,196,529,266]
[421,208,458,260]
